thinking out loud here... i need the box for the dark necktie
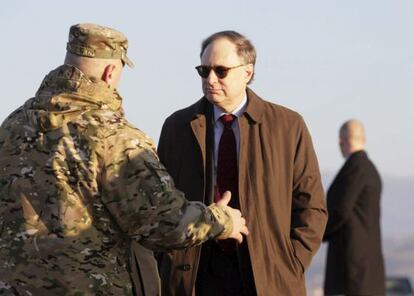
[215,114,239,251]
[216,114,239,206]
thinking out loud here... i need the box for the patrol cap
[66,23,134,68]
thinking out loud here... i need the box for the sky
[1,0,413,178]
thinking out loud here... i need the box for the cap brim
[122,55,134,68]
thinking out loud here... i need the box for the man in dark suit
[157,30,327,296]
[324,119,385,295]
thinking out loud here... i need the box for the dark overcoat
[324,150,385,295]
[158,88,327,296]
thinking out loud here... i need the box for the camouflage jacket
[0,65,232,295]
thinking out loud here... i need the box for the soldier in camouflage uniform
[0,23,248,296]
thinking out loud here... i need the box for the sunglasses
[195,64,246,79]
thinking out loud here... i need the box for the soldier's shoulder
[1,98,35,128]
[96,114,155,148]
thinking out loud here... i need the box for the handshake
[214,191,249,243]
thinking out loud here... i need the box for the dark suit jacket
[323,150,385,295]
[157,88,327,296]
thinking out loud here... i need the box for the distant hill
[305,174,414,295]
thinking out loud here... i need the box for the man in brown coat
[157,31,327,295]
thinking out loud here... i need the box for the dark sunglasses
[195,64,246,79]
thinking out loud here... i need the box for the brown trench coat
[157,88,327,296]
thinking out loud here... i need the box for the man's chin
[205,94,222,104]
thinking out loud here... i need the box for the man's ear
[244,64,254,83]
[102,64,116,84]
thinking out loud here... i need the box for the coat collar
[348,150,367,161]
[35,64,123,113]
[244,87,265,124]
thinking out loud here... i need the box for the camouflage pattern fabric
[0,65,232,295]
[67,23,134,68]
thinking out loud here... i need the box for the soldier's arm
[100,128,233,251]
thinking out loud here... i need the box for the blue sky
[1,0,413,178]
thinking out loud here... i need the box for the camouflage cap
[67,23,134,68]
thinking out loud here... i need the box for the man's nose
[206,69,219,84]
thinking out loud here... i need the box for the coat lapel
[190,115,206,170]
[189,100,215,204]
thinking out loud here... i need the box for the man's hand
[217,191,249,243]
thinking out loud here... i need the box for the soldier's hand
[217,191,249,243]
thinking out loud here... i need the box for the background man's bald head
[339,119,366,158]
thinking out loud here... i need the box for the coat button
[177,264,191,271]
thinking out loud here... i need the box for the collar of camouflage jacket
[26,64,124,131]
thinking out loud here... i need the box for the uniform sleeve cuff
[208,204,233,239]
